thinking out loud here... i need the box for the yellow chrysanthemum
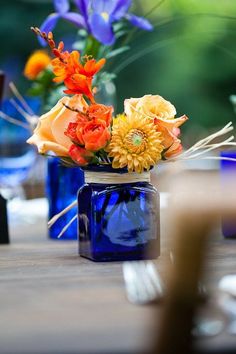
[107,113,164,173]
[24,50,51,80]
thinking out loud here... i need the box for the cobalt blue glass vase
[78,166,160,261]
[220,151,236,238]
[46,157,84,240]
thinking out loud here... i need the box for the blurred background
[1,0,236,142]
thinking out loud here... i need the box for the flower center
[101,12,109,21]
[124,129,147,153]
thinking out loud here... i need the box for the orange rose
[64,122,80,144]
[69,145,94,166]
[64,110,90,144]
[76,119,111,151]
[88,104,113,126]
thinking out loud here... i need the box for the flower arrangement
[2,4,236,253]
[27,28,188,174]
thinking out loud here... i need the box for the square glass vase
[78,167,160,262]
[220,151,236,238]
[46,157,84,240]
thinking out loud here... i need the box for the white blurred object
[160,192,170,209]
[219,275,236,297]
[122,261,164,305]
[8,198,48,225]
[218,275,236,334]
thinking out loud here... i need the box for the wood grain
[0,208,236,353]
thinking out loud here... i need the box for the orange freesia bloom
[64,74,94,102]
[30,30,106,102]
[51,51,81,83]
[51,46,106,103]
[79,58,106,77]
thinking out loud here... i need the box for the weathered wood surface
[0,208,236,353]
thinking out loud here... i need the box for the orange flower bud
[69,145,94,166]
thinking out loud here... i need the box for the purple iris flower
[39,0,86,46]
[75,0,153,45]
[39,0,153,47]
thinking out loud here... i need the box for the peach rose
[27,95,88,156]
[154,115,188,158]
[124,95,176,119]
[76,119,111,151]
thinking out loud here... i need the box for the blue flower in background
[75,0,153,45]
[39,0,153,47]
[39,0,86,46]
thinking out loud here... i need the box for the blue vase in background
[47,157,84,240]
[0,97,41,192]
[220,151,236,239]
[78,166,160,261]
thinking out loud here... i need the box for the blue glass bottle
[220,151,236,238]
[78,166,160,261]
[46,158,84,240]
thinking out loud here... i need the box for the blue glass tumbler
[220,151,236,238]
[78,166,160,261]
[46,158,84,240]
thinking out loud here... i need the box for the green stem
[122,0,166,47]
[143,0,166,19]
[84,36,101,58]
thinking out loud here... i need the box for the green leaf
[44,85,65,111]
[94,71,116,87]
[90,156,100,164]
[28,84,44,96]
[36,68,54,85]
[113,22,126,32]
[115,29,129,39]
[106,46,130,59]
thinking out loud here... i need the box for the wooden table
[0,202,236,354]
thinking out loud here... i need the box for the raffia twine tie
[84,171,151,184]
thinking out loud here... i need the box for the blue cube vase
[220,151,236,239]
[46,158,84,240]
[78,166,160,262]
